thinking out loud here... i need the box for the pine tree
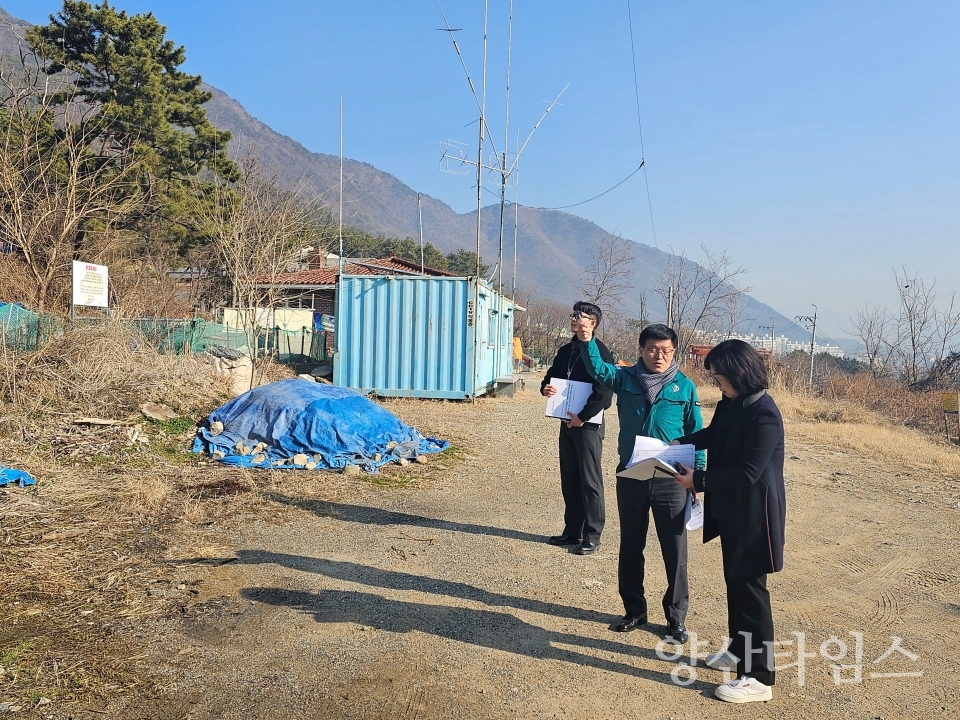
[28,1,237,183]
[27,1,239,253]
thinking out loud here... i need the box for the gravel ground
[51,379,960,719]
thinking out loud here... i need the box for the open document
[616,436,696,481]
[544,378,603,424]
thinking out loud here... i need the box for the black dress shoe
[547,535,581,546]
[613,613,648,632]
[573,541,600,555]
[664,621,688,644]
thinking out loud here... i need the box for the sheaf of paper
[628,436,695,469]
[684,494,704,531]
[544,378,603,424]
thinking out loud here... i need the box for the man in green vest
[577,322,704,644]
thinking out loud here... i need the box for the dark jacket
[678,391,786,577]
[541,337,615,426]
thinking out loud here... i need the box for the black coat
[541,337,614,426]
[678,390,786,577]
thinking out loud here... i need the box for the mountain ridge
[0,4,810,342]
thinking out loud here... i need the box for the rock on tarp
[0,467,35,487]
[192,379,448,473]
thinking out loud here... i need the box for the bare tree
[885,268,960,386]
[197,157,322,388]
[577,234,636,307]
[0,50,145,313]
[888,268,940,385]
[654,245,750,357]
[513,291,571,365]
[846,269,960,387]
[847,302,890,379]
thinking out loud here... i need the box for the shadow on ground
[231,550,621,625]
[242,585,703,690]
[264,493,547,543]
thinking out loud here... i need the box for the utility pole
[759,318,776,355]
[796,305,818,388]
[667,285,674,328]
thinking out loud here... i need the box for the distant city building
[703,332,845,358]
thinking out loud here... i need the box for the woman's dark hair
[638,323,678,348]
[704,339,768,394]
[574,301,602,327]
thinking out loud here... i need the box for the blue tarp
[0,467,35,487]
[192,379,448,473]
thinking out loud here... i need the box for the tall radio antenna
[436,1,568,285]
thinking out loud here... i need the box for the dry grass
[0,323,451,709]
[773,388,960,477]
[0,323,243,706]
[688,361,960,475]
[1,320,231,417]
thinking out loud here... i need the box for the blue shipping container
[333,275,516,399]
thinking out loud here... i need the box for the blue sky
[5,1,959,340]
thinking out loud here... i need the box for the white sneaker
[714,676,773,704]
[704,650,738,671]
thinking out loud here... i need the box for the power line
[627,0,658,249]
[503,163,645,211]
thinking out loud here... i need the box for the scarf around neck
[634,358,679,406]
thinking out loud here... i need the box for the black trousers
[615,475,689,624]
[725,573,776,685]
[558,423,605,544]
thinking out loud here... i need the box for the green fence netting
[0,304,329,362]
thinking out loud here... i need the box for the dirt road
[92,384,959,719]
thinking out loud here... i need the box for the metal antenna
[512,127,519,304]
[475,0,488,279]
[495,0,514,291]
[417,193,424,273]
[435,2,569,287]
[506,83,570,176]
[338,94,343,274]
[436,1,503,170]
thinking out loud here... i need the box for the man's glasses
[570,312,595,321]
[641,346,675,357]
[708,374,722,385]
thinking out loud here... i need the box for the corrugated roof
[258,254,454,286]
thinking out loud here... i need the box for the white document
[628,435,695,468]
[684,493,704,531]
[544,378,603,424]
[616,436,696,481]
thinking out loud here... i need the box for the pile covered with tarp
[192,379,448,473]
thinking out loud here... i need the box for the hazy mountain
[201,87,805,339]
[0,4,809,341]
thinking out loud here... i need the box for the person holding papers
[577,322,704,643]
[541,303,615,555]
[672,339,785,704]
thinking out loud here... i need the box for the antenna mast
[436,2,568,286]
[474,0,489,279]
[338,94,343,274]
[417,193,424,273]
[495,0,514,291]
[512,128,519,304]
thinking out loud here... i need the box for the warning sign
[72,261,109,308]
[943,393,959,415]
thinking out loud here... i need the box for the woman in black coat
[674,339,786,704]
